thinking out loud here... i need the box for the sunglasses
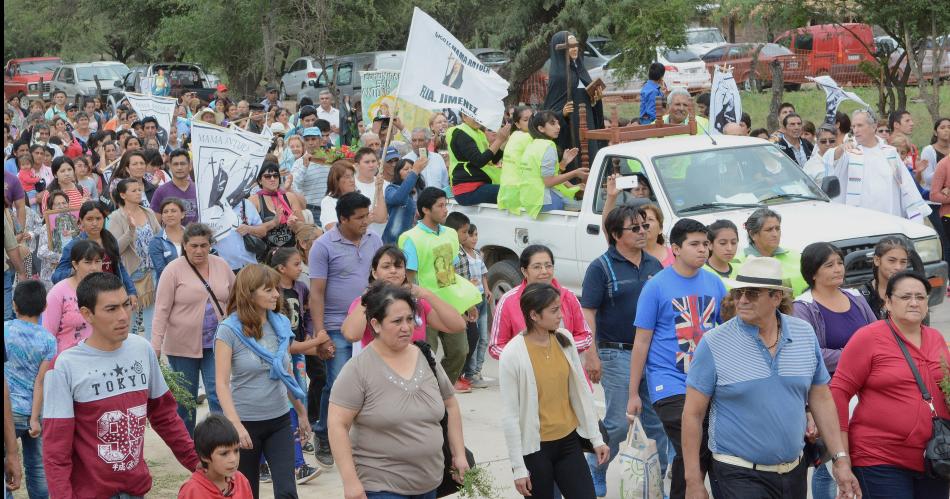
[621,223,651,233]
[261,172,280,180]
[818,139,835,145]
[730,288,774,300]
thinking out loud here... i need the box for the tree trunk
[261,10,279,86]
[767,60,784,133]
[728,16,736,43]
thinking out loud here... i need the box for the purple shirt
[308,226,383,330]
[816,301,868,351]
[4,170,25,206]
[150,180,198,226]
[201,300,218,349]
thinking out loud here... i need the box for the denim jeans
[365,491,436,499]
[462,299,488,378]
[314,330,352,442]
[454,184,499,206]
[811,462,836,499]
[13,413,47,499]
[540,190,566,212]
[853,464,950,499]
[4,269,15,321]
[586,347,671,477]
[166,349,221,436]
[131,304,154,340]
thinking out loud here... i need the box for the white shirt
[355,177,390,236]
[832,142,905,217]
[317,106,340,146]
[404,150,449,194]
[320,196,338,228]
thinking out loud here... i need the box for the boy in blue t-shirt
[626,219,726,499]
[3,280,55,498]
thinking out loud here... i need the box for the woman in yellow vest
[498,106,535,215]
[517,111,589,218]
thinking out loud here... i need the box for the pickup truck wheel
[487,260,522,311]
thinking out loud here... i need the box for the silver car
[280,57,325,100]
[50,62,130,100]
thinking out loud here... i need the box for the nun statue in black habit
[542,31,606,171]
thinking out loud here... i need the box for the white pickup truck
[451,134,947,307]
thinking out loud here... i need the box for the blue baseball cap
[302,127,322,138]
[384,146,400,162]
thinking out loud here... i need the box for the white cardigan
[499,329,605,480]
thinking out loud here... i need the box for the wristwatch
[831,451,849,463]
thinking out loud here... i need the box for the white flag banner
[191,121,271,240]
[125,93,177,148]
[807,75,870,126]
[397,7,509,130]
[710,67,741,135]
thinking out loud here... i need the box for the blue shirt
[635,266,726,403]
[639,80,662,124]
[687,314,830,464]
[214,202,263,271]
[3,319,56,416]
[581,246,662,344]
[382,173,418,245]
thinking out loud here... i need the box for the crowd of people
[2,35,950,499]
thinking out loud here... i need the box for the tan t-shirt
[330,344,454,495]
[525,335,578,441]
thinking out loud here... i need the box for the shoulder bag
[185,255,225,317]
[240,200,268,262]
[414,340,476,497]
[887,320,950,479]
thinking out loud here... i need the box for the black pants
[305,354,327,427]
[238,413,298,499]
[461,318,479,377]
[522,431,595,499]
[653,394,712,499]
[853,464,950,499]
[710,459,807,499]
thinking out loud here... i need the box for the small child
[4,280,56,497]
[459,224,491,388]
[178,414,253,498]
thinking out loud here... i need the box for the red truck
[774,24,875,84]
[4,57,63,101]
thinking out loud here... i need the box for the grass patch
[612,85,948,146]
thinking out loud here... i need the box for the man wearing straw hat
[681,256,861,499]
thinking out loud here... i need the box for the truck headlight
[28,83,37,91]
[913,237,942,263]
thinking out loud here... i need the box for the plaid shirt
[454,246,472,281]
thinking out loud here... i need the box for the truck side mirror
[821,176,840,198]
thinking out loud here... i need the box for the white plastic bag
[617,417,664,499]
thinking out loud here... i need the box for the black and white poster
[125,93,177,148]
[808,75,869,126]
[191,121,271,240]
[710,67,741,135]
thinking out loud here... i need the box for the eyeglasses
[818,139,836,145]
[528,263,554,271]
[730,288,772,300]
[876,128,890,134]
[261,173,280,180]
[621,223,651,233]
[893,294,928,303]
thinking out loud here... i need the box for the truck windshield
[16,60,62,74]
[652,144,827,215]
[77,64,129,82]
[687,29,726,45]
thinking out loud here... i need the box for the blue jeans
[12,414,47,498]
[314,330,352,442]
[365,491,436,499]
[4,269,15,321]
[853,464,949,499]
[462,299,488,378]
[540,190,566,212]
[812,462,836,499]
[454,184,499,205]
[587,347,671,477]
[166,349,221,436]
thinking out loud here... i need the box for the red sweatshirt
[830,320,950,472]
[178,469,253,498]
[42,334,200,498]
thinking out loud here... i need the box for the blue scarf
[219,311,305,400]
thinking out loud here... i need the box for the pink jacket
[43,279,91,354]
[489,279,592,360]
[930,157,950,217]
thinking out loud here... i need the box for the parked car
[876,35,950,82]
[109,63,217,108]
[298,51,404,104]
[774,23,875,83]
[584,36,619,69]
[280,56,325,100]
[450,134,947,310]
[471,48,510,71]
[686,27,728,57]
[4,57,62,100]
[656,47,712,92]
[50,62,130,100]
[701,43,807,90]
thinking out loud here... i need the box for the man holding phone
[405,127,450,194]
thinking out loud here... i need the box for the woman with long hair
[109,150,156,207]
[318,160,358,231]
[39,156,89,213]
[382,157,428,244]
[517,111,587,217]
[642,203,674,267]
[858,237,916,319]
[34,191,80,286]
[148,197,186,281]
[43,240,103,352]
[498,106,535,214]
[704,219,740,281]
[215,264,311,497]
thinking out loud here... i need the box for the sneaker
[295,464,321,484]
[454,377,472,393]
[259,463,272,483]
[314,438,334,468]
[302,441,315,454]
[590,466,607,497]
[470,372,483,381]
[470,377,493,389]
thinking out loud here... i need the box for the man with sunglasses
[581,205,669,496]
[627,218,727,499]
[803,125,838,186]
[681,257,860,499]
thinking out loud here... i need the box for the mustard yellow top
[525,334,579,441]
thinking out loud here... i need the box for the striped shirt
[687,313,829,465]
[290,158,330,207]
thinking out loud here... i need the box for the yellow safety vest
[447,124,502,185]
[397,224,482,314]
[518,138,556,219]
[497,130,533,214]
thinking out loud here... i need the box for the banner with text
[397,7,509,130]
[191,121,271,240]
[360,70,434,134]
[125,93,177,148]
[710,67,741,135]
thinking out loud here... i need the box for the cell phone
[419,148,428,159]
[615,175,639,191]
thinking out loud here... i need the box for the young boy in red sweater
[42,272,199,498]
[179,414,252,498]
